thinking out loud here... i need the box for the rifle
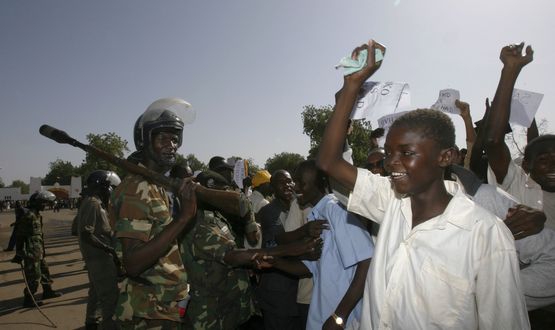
[39,125,246,216]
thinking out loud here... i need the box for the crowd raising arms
[33,37,554,330]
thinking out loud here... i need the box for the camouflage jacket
[180,209,255,329]
[109,173,188,322]
[15,209,43,260]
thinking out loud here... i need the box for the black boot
[10,255,22,264]
[23,292,43,308]
[85,322,99,330]
[42,285,62,299]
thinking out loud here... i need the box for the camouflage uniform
[109,173,188,327]
[180,209,255,329]
[15,209,53,295]
[76,196,119,329]
[222,192,258,249]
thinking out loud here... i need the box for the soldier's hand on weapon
[177,178,197,223]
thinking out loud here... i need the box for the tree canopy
[265,152,305,175]
[43,159,79,185]
[301,104,373,167]
[80,132,129,178]
[10,180,29,194]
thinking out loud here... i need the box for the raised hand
[455,99,471,119]
[344,39,386,86]
[500,42,533,71]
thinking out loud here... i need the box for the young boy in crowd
[317,40,529,329]
[484,42,555,230]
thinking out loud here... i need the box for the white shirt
[466,182,555,311]
[248,190,270,214]
[348,168,529,330]
[487,159,555,230]
[284,199,314,305]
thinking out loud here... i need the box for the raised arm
[317,40,385,190]
[485,42,533,184]
[455,99,476,168]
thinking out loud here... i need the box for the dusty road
[0,208,88,329]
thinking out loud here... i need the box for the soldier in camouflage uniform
[16,190,62,307]
[109,98,197,329]
[180,171,320,330]
[76,170,122,330]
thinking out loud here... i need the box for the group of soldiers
[67,98,307,330]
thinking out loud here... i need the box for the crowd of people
[8,39,555,329]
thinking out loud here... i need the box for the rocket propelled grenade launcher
[39,124,246,216]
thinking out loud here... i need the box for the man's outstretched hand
[500,42,533,71]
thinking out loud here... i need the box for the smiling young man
[109,98,197,329]
[317,40,529,329]
[256,169,304,330]
[484,42,555,230]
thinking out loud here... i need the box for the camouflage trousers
[83,250,119,330]
[22,257,53,295]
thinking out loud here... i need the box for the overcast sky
[1,0,553,185]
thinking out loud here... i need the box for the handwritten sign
[510,88,544,127]
[430,89,461,114]
[351,81,411,123]
[233,159,248,189]
[377,111,409,132]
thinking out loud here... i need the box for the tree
[179,153,207,173]
[246,158,261,177]
[78,132,129,179]
[10,180,29,194]
[505,118,550,159]
[43,159,79,185]
[265,152,305,174]
[0,177,4,188]
[301,104,373,167]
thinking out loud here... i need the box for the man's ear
[438,147,455,167]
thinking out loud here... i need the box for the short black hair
[524,134,555,162]
[294,159,328,194]
[390,109,455,149]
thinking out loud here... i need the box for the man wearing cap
[249,170,272,214]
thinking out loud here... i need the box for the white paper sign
[351,81,411,122]
[377,111,409,132]
[430,89,461,114]
[233,159,248,189]
[510,88,544,127]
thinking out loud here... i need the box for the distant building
[0,187,26,202]
[0,176,82,201]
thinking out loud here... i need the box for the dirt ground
[0,208,88,329]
